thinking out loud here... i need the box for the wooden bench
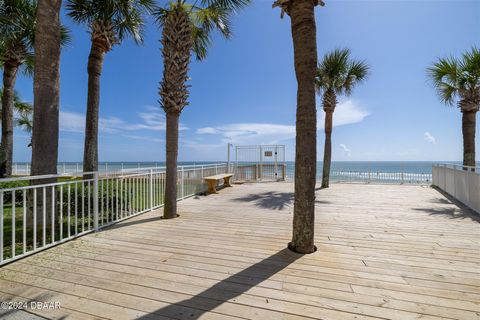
[204,173,234,194]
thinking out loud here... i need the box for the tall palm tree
[30,0,63,177]
[315,48,369,188]
[66,0,155,173]
[155,0,249,219]
[273,0,324,253]
[0,0,35,177]
[427,47,480,167]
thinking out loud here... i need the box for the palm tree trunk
[83,41,105,173]
[321,110,333,188]
[30,0,63,228]
[31,0,62,177]
[164,111,179,219]
[462,110,476,167]
[288,0,317,254]
[0,61,19,177]
[159,6,192,219]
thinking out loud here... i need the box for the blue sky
[11,0,480,162]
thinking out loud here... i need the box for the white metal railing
[330,169,432,184]
[283,163,433,185]
[432,163,480,213]
[11,162,216,176]
[0,163,228,266]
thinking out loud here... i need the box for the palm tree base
[288,242,317,254]
[161,214,180,219]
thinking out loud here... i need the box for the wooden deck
[0,183,479,320]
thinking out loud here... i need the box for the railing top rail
[235,145,285,148]
[433,163,480,171]
[118,163,226,172]
[0,171,97,183]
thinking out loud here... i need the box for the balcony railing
[432,163,480,213]
[0,163,228,266]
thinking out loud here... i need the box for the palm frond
[66,0,154,47]
[316,48,370,97]
[200,0,250,13]
[155,0,248,60]
[427,56,460,106]
[343,59,370,96]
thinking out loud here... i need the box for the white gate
[232,145,286,182]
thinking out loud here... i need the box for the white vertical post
[401,163,404,184]
[227,143,231,173]
[26,163,29,175]
[234,146,238,179]
[93,172,99,231]
[181,167,184,199]
[149,169,153,210]
[105,163,108,173]
[63,163,66,174]
[274,145,278,179]
[259,146,263,181]
[76,163,79,174]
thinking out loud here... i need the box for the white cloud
[339,144,351,157]
[424,132,436,144]
[123,134,163,143]
[196,127,218,134]
[60,106,188,134]
[197,123,295,145]
[195,100,369,145]
[318,100,369,129]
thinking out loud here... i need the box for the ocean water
[11,161,476,184]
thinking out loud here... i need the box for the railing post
[181,166,185,199]
[93,171,99,231]
[401,163,404,184]
[149,168,154,211]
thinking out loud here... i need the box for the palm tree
[315,48,369,188]
[0,0,35,177]
[0,89,33,146]
[66,0,155,173]
[30,0,63,177]
[272,0,324,253]
[427,47,480,167]
[155,0,249,219]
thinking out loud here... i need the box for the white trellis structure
[231,145,286,182]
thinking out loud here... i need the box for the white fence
[11,162,182,176]
[0,163,228,266]
[432,163,480,213]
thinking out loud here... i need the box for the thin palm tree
[273,0,324,253]
[155,0,249,219]
[315,48,369,188]
[427,47,480,167]
[0,89,33,146]
[66,0,155,173]
[0,0,35,177]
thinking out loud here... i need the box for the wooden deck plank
[0,183,479,320]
